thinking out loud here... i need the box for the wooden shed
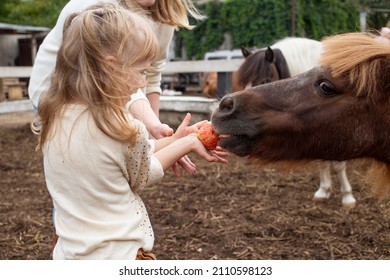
[0,22,50,101]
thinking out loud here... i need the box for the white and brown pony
[202,71,241,98]
[203,72,218,98]
[211,32,390,199]
[233,37,355,207]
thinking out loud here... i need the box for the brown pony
[202,72,218,98]
[234,38,322,90]
[234,46,289,90]
[202,71,241,98]
[232,38,355,207]
[211,32,390,198]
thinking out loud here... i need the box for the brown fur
[320,33,390,98]
[202,72,241,98]
[365,161,390,199]
[212,32,390,199]
[321,33,390,198]
[202,72,218,98]
[234,47,290,90]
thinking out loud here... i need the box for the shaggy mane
[319,32,390,198]
[320,32,390,98]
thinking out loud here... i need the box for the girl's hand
[150,123,174,139]
[154,131,229,173]
[210,146,230,162]
[174,113,207,140]
[188,134,229,164]
[170,113,201,177]
[153,113,228,175]
[171,155,196,176]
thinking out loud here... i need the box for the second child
[32,3,228,260]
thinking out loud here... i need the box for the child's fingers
[199,149,229,164]
[177,156,196,174]
[214,146,228,152]
[211,154,229,163]
[211,150,230,158]
[181,113,191,127]
[192,120,208,130]
[171,163,183,177]
[180,155,196,169]
[175,113,193,136]
[161,124,174,137]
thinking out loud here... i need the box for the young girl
[32,3,228,260]
[31,0,206,249]
[29,0,205,177]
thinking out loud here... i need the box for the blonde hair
[32,3,158,149]
[121,0,206,29]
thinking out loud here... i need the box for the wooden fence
[0,58,244,99]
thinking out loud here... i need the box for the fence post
[217,72,232,99]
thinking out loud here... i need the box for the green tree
[0,0,68,27]
[1,0,387,59]
[360,0,390,28]
[176,0,372,59]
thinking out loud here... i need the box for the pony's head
[214,32,390,160]
[234,45,290,90]
[202,72,218,98]
[212,32,390,197]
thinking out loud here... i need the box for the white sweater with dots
[43,104,164,259]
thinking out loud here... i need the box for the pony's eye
[317,80,337,96]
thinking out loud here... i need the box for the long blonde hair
[32,3,158,149]
[121,0,206,29]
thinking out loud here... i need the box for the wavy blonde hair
[121,0,206,29]
[32,3,158,149]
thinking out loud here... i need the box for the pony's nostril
[219,97,234,112]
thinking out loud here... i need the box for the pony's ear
[273,49,291,79]
[265,47,274,62]
[240,45,252,58]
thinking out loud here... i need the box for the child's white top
[28,0,175,108]
[44,104,164,259]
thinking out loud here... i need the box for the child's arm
[153,113,205,152]
[154,134,228,172]
[127,95,173,139]
[127,92,197,177]
[153,113,229,172]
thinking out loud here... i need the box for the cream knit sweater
[45,104,164,259]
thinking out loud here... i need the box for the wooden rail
[0,66,33,78]
[0,59,244,98]
[163,59,243,73]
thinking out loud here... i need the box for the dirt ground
[0,111,389,260]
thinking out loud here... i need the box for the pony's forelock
[320,32,390,98]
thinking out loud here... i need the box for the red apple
[198,122,219,150]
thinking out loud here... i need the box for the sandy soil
[0,112,389,260]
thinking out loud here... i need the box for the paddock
[1,48,389,260]
[0,111,389,260]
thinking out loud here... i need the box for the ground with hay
[0,112,389,260]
